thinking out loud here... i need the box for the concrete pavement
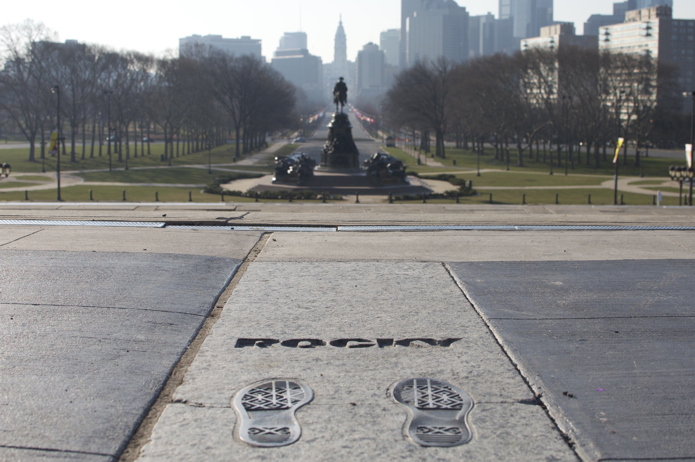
[0,204,694,461]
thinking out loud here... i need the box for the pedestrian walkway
[236,140,289,166]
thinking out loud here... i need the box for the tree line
[383,46,684,169]
[0,20,307,164]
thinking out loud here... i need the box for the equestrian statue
[333,77,347,113]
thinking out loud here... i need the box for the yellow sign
[613,138,624,164]
[48,130,58,154]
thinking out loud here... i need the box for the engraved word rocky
[235,338,462,349]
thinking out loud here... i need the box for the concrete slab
[0,250,246,459]
[3,203,695,227]
[0,447,113,461]
[140,402,571,462]
[0,226,42,246]
[448,260,695,461]
[0,204,245,224]
[138,262,575,461]
[1,227,261,258]
[0,250,240,315]
[256,231,695,262]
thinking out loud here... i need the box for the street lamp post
[207,139,213,174]
[52,86,62,201]
[104,90,113,171]
[669,166,691,206]
[476,144,481,177]
[688,91,695,205]
[563,94,571,176]
[610,94,625,206]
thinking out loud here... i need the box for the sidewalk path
[235,140,289,165]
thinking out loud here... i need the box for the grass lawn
[274,144,300,157]
[255,144,300,166]
[630,179,670,185]
[77,168,263,185]
[0,142,274,173]
[394,188,673,206]
[12,175,53,182]
[474,188,663,205]
[0,181,43,189]
[644,186,682,193]
[384,146,677,178]
[423,171,608,188]
[0,184,344,203]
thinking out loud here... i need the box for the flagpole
[614,157,619,205]
[613,138,624,206]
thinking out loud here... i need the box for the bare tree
[0,20,56,161]
[383,58,455,159]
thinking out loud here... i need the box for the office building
[278,32,308,51]
[584,0,674,36]
[380,29,400,67]
[469,13,496,58]
[405,0,469,66]
[400,0,422,68]
[499,0,554,40]
[271,49,323,102]
[600,6,673,58]
[522,23,598,51]
[600,6,694,110]
[356,43,386,99]
[179,35,262,59]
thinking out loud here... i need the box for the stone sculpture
[273,152,316,186]
[363,152,407,186]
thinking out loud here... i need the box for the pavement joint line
[0,301,209,318]
[0,228,43,247]
[490,315,695,321]
[118,233,271,462]
[0,444,115,459]
[442,262,582,460]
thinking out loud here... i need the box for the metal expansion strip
[0,220,165,228]
[1,221,694,232]
[228,226,337,232]
[337,225,695,232]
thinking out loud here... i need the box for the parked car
[293,137,306,143]
[143,137,154,142]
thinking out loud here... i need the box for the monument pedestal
[321,112,359,169]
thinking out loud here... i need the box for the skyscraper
[356,43,386,98]
[400,0,422,68]
[498,0,554,40]
[380,29,400,67]
[271,49,323,103]
[179,35,262,59]
[404,0,469,66]
[469,13,496,58]
[278,32,308,51]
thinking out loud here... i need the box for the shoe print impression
[233,378,313,447]
[391,377,474,447]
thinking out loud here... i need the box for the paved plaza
[1,203,694,461]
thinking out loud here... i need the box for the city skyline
[2,1,695,64]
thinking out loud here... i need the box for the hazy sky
[3,1,695,63]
